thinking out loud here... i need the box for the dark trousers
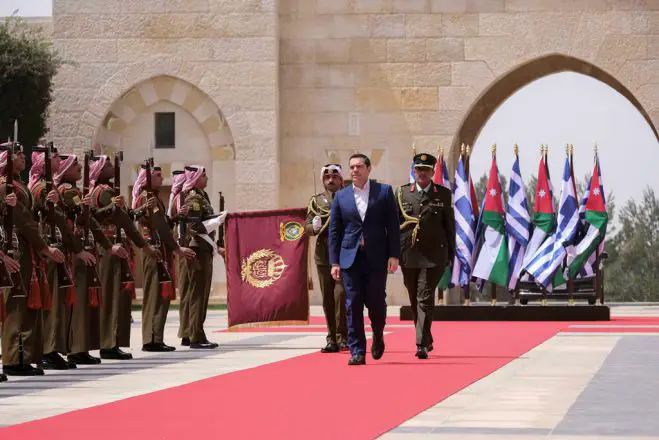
[341,251,387,356]
[317,264,347,345]
[402,266,444,347]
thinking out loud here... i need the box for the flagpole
[594,143,603,306]
[490,143,497,306]
[436,145,445,305]
[541,144,549,306]
[567,144,575,306]
[463,144,471,306]
[512,143,521,306]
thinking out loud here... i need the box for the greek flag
[522,156,580,290]
[409,159,415,184]
[450,156,476,287]
[506,156,531,290]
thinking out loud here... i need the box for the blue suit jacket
[328,180,400,270]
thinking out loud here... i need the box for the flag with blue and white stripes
[506,156,531,291]
[409,159,415,184]
[522,156,580,290]
[450,156,476,287]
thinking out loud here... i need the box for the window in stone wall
[155,112,176,149]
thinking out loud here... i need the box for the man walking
[396,153,455,359]
[328,154,400,366]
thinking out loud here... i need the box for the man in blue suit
[328,153,400,366]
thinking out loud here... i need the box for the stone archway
[450,53,659,166]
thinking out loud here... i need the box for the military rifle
[83,151,102,290]
[143,157,172,284]
[113,151,134,286]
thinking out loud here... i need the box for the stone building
[33,0,659,303]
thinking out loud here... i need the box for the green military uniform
[30,178,85,369]
[90,181,147,359]
[0,174,49,375]
[133,188,180,350]
[396,153,455,357]
[58,181,112,364]
[179,187,217,348]
[304,191,347,350]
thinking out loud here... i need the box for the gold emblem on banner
[280,221,303,242]
[241,249,287,288]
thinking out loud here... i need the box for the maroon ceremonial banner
[225,208,309,330]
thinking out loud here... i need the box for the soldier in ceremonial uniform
[54,154,121,365]
[131,165,195,352]
[178,165,218,349]
[304,164,348,353]
[88,154,156,360]
[167,170,192,345]
[0,193,22,382]
[0,143,65,376]
[396,153,455,359]
[28,148,98,370]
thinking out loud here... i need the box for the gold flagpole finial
[594,143,598,155]
[412,143,416,156]
[565,143,570,156]
[569,143,574,156]
[460,143,466,155]
[491,143,496,156]
[437,143,443,156]
[514,143,519,156]
[466,144,471,156]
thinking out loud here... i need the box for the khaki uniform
[178,189,214,345]
[0,176,48,366]
[304,191,347,346]
[133,190,179,345]
[57,182,112,354]
[169,193,189,341]
[90,182,147,350]
[396,183,455,347]
[30,179,84,356]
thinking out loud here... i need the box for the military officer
[28,147,97,370]
[88,154,156,360]
[55,153,118,365]
[0,142,65,376]
[304,164,348,353]
[131,164,195,352]
[396,153,455,359]
[178,165,218,349]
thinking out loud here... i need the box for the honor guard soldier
[131,163,195,352]
[29,146,98,370]
[178,165,218,349]
[88,154,156,360]
[0,142,65,376]
[396,153,455,359]
[304,164,348,353]
[55,153,117,365]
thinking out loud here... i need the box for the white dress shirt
[416,182,431,194]
[353,180,370,221]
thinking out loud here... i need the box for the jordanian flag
[521,156,556,272]
[472,155,509,287]
[566,158,608,279]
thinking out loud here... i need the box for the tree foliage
[0,15,66,174]
[604,187,659,302]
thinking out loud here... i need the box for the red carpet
[1,321,563,440]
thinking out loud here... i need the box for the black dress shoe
[0,373,7,382]
[428,343,434,352]
[100,347,133,360]
[68,352,101,365]
[338,342,349,352]
[415,346,429,359]
[41,352,70,370]
[181,337,190,346]
[190,342,218,349]
[143,342,176,352]
[3,364,45,376]
[371,336,385,360]
[348,354,366,365]
[320,342,339,353]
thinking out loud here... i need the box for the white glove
[312,216,322,232]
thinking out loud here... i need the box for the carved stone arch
[450,54,659,167]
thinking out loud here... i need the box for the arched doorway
[450,54,659,166]
[88,75,236,295]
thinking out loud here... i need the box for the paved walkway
[2,305,659,439]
